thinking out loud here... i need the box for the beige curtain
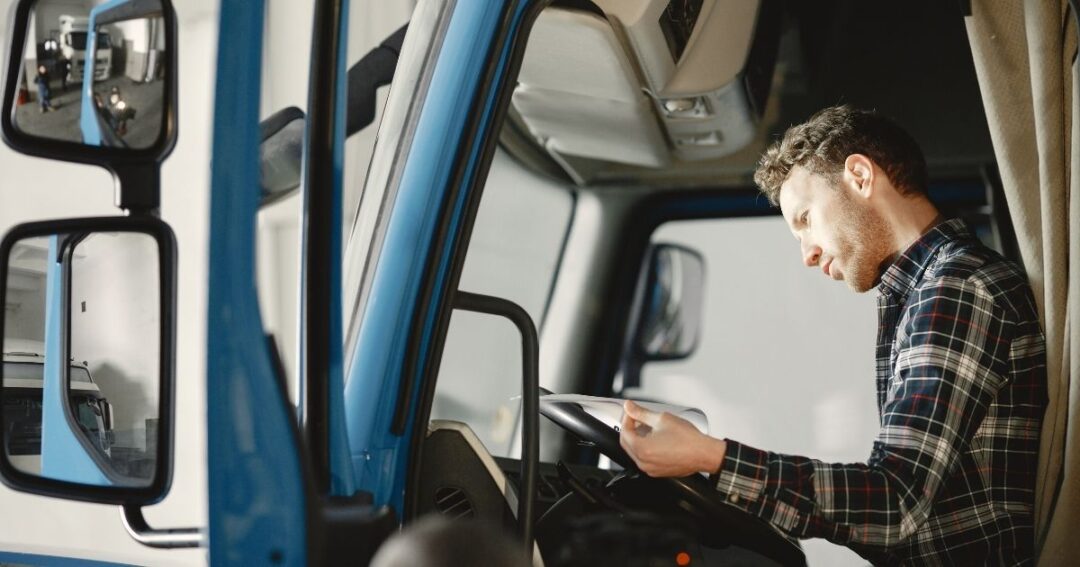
[965,1,1080,563]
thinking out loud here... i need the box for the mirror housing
[1,0,178,212]
[0,215,176,506]
[103,399,115,430]
[259,106,305,207]
[636,243,705,360]
[616,243,705,393]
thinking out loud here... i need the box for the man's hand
[619,400,727,478]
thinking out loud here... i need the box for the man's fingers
[619,414,638,454]
[624,400,661,427]
[620,413,637,440]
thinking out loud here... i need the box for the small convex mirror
[10,0,167,149]
[1,220,173,501]
[637,244,705,359]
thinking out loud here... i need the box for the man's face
[778,166,893,293]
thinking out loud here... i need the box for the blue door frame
[206,0,538,563]
[41,236,111,485]
[342,0,538,514]
[206,1,307,564]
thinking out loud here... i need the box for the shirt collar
[877,217,972,299]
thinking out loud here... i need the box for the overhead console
[512,0,780,175]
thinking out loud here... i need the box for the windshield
[3,393,42,456]
[2,391,106,457]
[68,31,111,51]
[3,361,92,383]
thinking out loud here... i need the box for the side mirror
[1,0,177,212]
[0,216,176,505]
[103,399,115,431]
[259,106,305,207]
[636,244,705,360]
[616,243,705,393]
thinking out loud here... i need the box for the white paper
[540,393,709,435]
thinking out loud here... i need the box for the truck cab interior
[1,0,1073,564]
[402,1,1012,565]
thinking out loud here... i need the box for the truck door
[206,0,549,563]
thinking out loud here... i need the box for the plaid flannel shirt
[712,219,1047,565]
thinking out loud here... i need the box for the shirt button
[728,493,740,504]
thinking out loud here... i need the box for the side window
[256,1,415,404]
[631,216,880,463]
[429,150,574,457]
[630,216,880,565]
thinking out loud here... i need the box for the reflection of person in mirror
[107,86,136,136]
[619,106,1047,565]
[94,93,121,137]
[59,58,71,92]
[34,65,53,112]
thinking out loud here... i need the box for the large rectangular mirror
[9,0,167,149]
[0,217,175,504]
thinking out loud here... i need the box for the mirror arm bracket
[120,504,203,549]
[112,163,161,215]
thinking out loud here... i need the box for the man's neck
[882,195,942,253]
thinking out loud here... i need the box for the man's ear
[843,154,875,199]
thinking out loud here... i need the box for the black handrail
[452,291,539,556]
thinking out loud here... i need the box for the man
[34,65,53,113]
[619,106,1047,565]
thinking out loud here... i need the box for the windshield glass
[2,361,93,383]
[2,389,106,458]
[68,32,110,50]
[2,393,42,456]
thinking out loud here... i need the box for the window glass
[3,393,43,456]
[430,150,574,457]
[256,1,416,403]
[633,215,877,567]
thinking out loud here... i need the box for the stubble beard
[836,194,894,293]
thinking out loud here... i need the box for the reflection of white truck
[2,346,113,475]
[58,15,112,82]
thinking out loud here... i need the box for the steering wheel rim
[539,398,806,567]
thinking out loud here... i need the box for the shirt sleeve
[711,278,1013,551]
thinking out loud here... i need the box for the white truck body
[2,347,109,475]
[58,14,111,82]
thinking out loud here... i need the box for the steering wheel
[539,397,807,567]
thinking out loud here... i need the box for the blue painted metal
[40,236,110,486]
[343,0,532,513]
[206,0,306,564]
[0,551,133,567]
[80,0,128,145]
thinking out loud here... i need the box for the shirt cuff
[712,439,769,506]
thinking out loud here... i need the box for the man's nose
[802,241,821,267]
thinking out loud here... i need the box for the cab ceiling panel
[510,0,778,180]
[513,7,670,168]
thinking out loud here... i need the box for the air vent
[433,486,475,520]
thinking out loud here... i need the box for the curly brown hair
[753,106,928,206]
